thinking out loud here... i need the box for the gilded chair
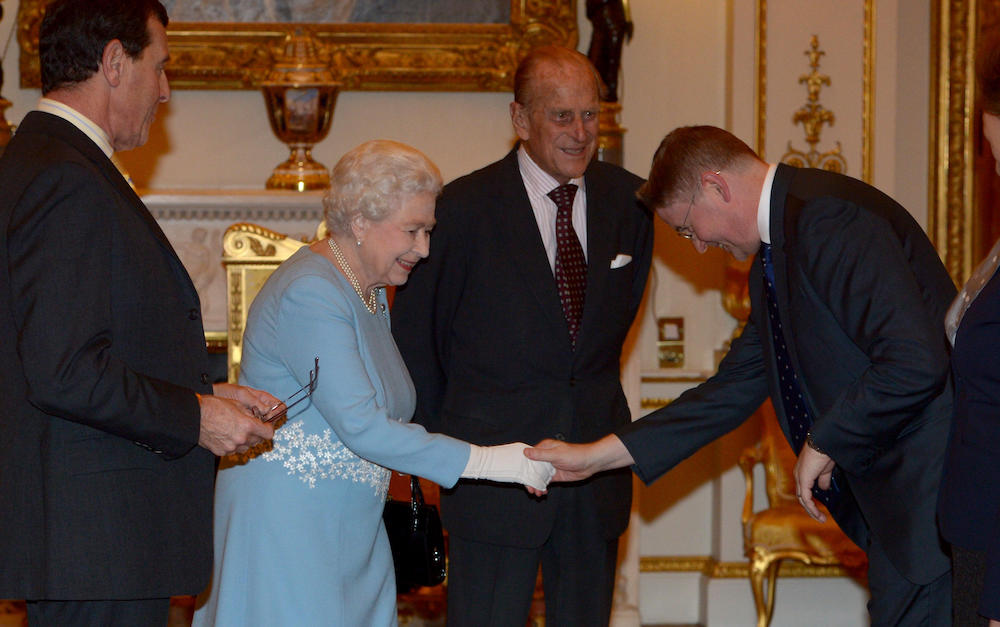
[221,222,311,383]
[739,403,867,627]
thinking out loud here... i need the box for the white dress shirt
[517,145,588,271]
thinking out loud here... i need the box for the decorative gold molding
[640,397,672,410]
[17,0,576,91]
[862,0,876,181]
[756,0,875,182]
[205,330,228,353]
[930,0,977,286]
[639,555,860,579]
[640,556,713,573]
[755,0,767,156]
[780,36,847,173]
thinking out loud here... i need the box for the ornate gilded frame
[930,0,977,285]
[929,0,1000,285]
[17,0,576,91]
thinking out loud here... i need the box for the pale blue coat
[193,247,469,626]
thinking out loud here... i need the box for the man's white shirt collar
[516,145,588,268]
[517,145,585,197]
[757,163,778,245]
[36,98,114,158]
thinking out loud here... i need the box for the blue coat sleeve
[272,273,470,488]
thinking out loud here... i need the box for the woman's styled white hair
[323,140,443,236]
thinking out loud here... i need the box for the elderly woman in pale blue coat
[193,140,553,627]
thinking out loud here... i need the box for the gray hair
[323,140,443,236]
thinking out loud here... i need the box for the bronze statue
[586,0,633,102]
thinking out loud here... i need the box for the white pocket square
[610,253,632,269]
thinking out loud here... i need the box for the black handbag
[383,475,447,593]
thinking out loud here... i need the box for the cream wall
[1,0,734,373]
[0,1,934,625]
[1,1,722,208]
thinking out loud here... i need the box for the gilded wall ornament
[780,36,847,173]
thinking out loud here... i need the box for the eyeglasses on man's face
[675,191,696,240]
[253,357,319,423]
[673,170,722,240]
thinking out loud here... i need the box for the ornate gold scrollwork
[222,223,310,382]
[780,36,847,173]
[17,0,577,91]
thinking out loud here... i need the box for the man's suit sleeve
[619,311,770,484]
[9,164,201,457]
[391,188,467,433]
[793,200,952,474]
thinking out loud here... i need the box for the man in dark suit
[391,46,653,627]
[528,125,955,625]
[0,1,277,624]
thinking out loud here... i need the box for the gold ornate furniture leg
[739,406,868,627]
[749,549,779,627]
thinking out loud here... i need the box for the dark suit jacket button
[200,372,210,384]
[188,308,200,320]
[569,377,577,387]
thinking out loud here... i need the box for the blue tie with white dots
[760,243,838,506]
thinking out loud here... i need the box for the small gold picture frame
[657,317,685,369]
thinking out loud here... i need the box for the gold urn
[261,30,340,191]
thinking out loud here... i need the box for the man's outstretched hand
[525,434,635,485]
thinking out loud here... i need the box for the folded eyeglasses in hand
[253,357,319,423]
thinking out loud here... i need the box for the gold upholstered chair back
[221,223,310,383]
[738,403,867,627]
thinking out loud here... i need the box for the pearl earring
[356,240,362,247]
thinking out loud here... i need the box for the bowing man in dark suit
[391,46,653,627]
[528,125,956,625]
[0,1,277,624]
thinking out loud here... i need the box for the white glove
[461,442,556,491]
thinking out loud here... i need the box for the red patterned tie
[549,183,586,348]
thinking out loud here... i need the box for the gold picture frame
[17,0,577,91]
[930,0,1000,286]
[930,0,977,286]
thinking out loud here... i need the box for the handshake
[461,436,624,494]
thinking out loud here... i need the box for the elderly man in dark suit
[0,1,277,624]
[528,125,955,625]
[391,46,653,627]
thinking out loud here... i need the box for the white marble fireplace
[144,189,326,334]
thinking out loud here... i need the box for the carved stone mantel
[143,189,325,333]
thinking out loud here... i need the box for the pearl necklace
[327,237,378,314]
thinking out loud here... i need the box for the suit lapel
[493,150,570,343]
[576,167,615,349]
[768,164,794,318]
[33,113,200,302]
[767,164,816,419]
